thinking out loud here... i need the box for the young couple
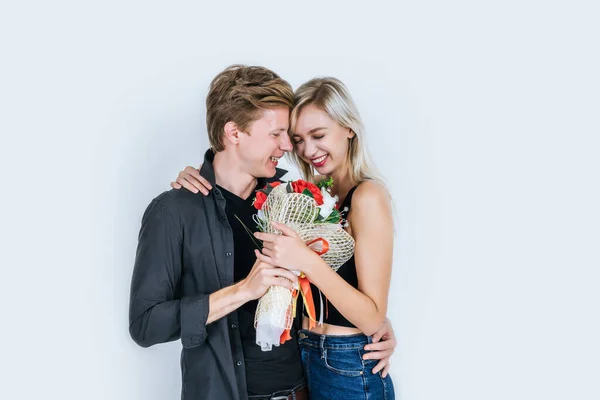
[129,65,395,400]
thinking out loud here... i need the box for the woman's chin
[314,165,333,176]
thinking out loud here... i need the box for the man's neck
[213,151,258,199]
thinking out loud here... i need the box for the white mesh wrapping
[255,285,294,351]
[254,184,355,351]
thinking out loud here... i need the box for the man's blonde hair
[206,65,295,151]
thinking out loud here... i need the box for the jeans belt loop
[320,334,326,359]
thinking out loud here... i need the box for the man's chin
[250,166,277,180]
[264,166,277,178]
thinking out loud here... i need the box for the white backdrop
[1,1,599,399]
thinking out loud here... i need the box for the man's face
[238,107,293,178]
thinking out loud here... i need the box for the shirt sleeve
[128,197,210,348]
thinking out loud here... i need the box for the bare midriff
[302,316,362,335]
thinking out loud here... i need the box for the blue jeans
[298,330,395,400]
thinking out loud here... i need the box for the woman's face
[292,104,355,176]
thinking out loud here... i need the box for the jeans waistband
[297,329,372,350]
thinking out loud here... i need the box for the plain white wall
[1,1,599,399]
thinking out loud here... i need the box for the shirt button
[226,252,232,257]
[231,324,237,329]
[236,361,242,366]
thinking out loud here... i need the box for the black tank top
[308,186,359,328]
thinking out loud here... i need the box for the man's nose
[280,133,293,152]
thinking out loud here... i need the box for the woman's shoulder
[353,180,390,206]
[350,181,394,235]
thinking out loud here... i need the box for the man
[129,65,395,400]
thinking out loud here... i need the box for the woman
[173,77,395,400]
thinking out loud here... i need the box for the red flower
[270,181,282,187]
[306,182,324,205]
[291,180,308,194]
[292,180,323,205]
[253,191,267,210]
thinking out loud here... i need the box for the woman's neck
[330,169,356,205]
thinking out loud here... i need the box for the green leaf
[317,176,334,190]
[302,188,314,198]
[286,182,293,194]
[324,208,342,224]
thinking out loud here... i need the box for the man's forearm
[207,281,251,324]
[130,283,251,347]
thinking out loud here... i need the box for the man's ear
[224,121,241,145]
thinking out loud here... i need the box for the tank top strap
[339,185,359,216]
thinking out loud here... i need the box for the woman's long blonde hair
[288,77,384,186]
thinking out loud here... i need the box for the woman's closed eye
[294,135,323,145]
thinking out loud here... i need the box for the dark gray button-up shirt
[129,149,287,400]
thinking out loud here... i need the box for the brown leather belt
[276,386,308,400]
[249,385,308,400]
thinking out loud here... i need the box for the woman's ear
[348,128,356,139]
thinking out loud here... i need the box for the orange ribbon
[299,274,316,330]
[278,237,329,344]
[279,289,298,345]
[307,237,329,255]
[280,327,292,344]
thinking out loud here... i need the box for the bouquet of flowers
[251,178,355,351]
